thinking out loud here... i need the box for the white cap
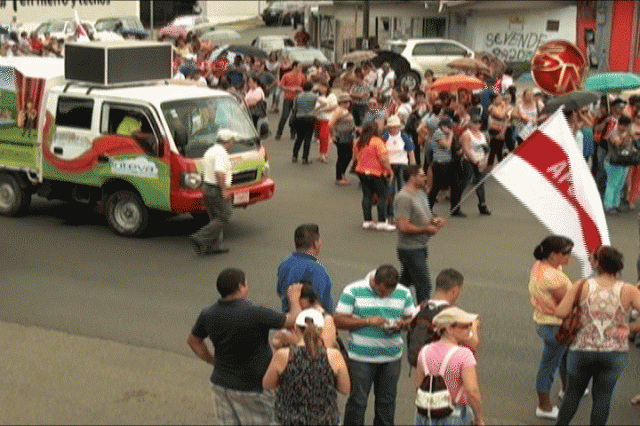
[432,306,478,328]
[295,308,325,328]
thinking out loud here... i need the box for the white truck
[0,41,274,236]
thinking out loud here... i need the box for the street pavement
[3,20,640,426]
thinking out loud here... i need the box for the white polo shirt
[202,143,232,187]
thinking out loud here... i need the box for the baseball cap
[433,306,478,328]
[295,308,325,328]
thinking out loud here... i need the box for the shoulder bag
[555,279,587,346]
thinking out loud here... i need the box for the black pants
[335,143,353,180]
[463,160,487,207]
[276,98,295,138]
[358,174,387,222]
[351,102,368,127]
[449,158,466,213]
[292,116,316,161]
[428,161,454,209]
[487,129,505,166]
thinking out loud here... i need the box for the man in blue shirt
[277,223,334,312]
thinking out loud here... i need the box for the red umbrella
[430,75,487,93]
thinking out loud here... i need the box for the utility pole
[362,0,370,49]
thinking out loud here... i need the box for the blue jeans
[344,358,402,426]
[386,164,406,218]
[415,404,474,426]
[556,350,628,425]
[603,160,629,209]
[397,247,431,303]
[535,324,567,393]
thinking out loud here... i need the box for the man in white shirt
[376,62,396,103]
[189,129,235,255]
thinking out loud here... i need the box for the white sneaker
[535,406,559,420]
[362,221,375,230]
[375,222,396,231]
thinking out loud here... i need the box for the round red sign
[531,40,587,96]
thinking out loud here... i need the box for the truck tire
[0,173,31,216]
[400,70,421,91]
[105,190,149,237]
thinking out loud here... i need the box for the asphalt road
[2,23,640,425]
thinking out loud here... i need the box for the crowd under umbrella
[447,57,491,76]
[340,50,377,64]
[541,91,600,115]
[584,72,640,93]
[429,75,486,93]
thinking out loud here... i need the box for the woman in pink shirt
[414,307,485,426]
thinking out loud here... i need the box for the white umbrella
[201,29,241,43]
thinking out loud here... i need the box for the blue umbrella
[584,72,640,92]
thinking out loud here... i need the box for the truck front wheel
[106,190,149,237]
[0,173,31,216]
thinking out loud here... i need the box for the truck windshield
[161,96,259,158]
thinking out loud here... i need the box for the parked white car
[383,38,474,88]
[251,35,295,54]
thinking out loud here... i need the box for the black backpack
[407,301,450,367]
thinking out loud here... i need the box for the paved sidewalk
[0,321,214,425]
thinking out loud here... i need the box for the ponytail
[302,318,324,360]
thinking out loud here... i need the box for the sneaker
[362,221,375,230]
[375,222,396,231]
[535,406,559,420]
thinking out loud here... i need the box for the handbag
[249,100,267,118]
[415,345,460,419]
[555,279,587,346]
[608,144,640,166]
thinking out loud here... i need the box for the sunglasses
[453,323,472,329]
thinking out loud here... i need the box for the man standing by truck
[189,129,235,256]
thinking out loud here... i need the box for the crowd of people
[6,25,640,220]
[187,223,640,425]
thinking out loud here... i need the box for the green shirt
[116,116,142,136]
[335,271,415,363]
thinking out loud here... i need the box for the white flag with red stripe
[491,109,610,276]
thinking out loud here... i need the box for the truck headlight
[181,172,202,189]
[262,162,270,177]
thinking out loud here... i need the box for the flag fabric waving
[74,10,90,43]
[491,108,610,276]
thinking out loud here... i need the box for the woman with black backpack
[414,307,485,426]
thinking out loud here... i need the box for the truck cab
[0,41,274,236]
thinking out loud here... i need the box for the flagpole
[445,150,517,218]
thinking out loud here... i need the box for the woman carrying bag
[414,307,485,426]
[554,246,640,425]
[263,308,350,425]
[528,235,574,419]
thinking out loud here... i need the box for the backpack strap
[438,345,459,376]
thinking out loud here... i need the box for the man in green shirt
[334,265,416,425]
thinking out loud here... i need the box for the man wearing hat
[334,265,416,426]
[189,129,236,255]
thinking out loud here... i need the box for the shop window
[546,20,560,32]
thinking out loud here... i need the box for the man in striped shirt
[334,265,416,426]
